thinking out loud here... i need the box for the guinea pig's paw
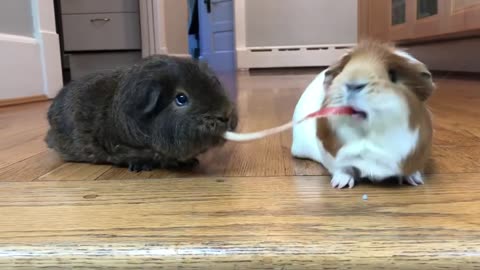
[177,158,200,169]
[128,162,153,172]
[402,171,424,186]
[331,171,355,189]
[164,158,199,170]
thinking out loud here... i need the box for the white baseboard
[236,44,356,69]
[168,53,192,58]
[157,47,169,55]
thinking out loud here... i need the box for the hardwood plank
[38,163,112,181]
[0,103,50,145]
[0,102,51,170]
[426,145,480,173]
[0,71,479,268]
[432,120,480,146]
[0,138,48,169]
[96,165,197,180]
[97,143,239,180]
[0,174,478,268]
[0,101,50,121]
[0,126,48,151]
[0,150,62,181]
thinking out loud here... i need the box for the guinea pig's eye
[420,72,432,79]
[175,94,189,107]
[388,69,398,83]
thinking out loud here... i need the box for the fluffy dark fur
[46,55,238,172]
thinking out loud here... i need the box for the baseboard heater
[236,44,356,70]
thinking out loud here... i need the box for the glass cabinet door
[392,0,406,25]
[417,0,438,19]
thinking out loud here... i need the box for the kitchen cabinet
[359,0,480,42]
[59,0,142,81]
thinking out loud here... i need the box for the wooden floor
[0,71,479,269]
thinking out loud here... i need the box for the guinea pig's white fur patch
[291,70,336,170]
[291,43,433,189]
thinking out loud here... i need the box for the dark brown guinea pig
[46,55,238,172]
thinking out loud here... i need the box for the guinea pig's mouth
[350,108,368,120]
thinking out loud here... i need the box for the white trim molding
[236,44,356,69]
[140,0,168,57]
[32,0,63,98]
[233,0,246,50]
[0,33,37,44]
[0,34,43,100]
[234,0,355,69]
[169,54,192,58]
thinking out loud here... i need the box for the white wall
[245,0,357,47]
[0,0,62,100]
[0,0,34,37]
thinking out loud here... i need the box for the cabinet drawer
[62,13,141,51]
[68,52,142,80]
[60,0,138,14]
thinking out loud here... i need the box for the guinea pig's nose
[346,83,367,92]
[216,115,236,131]
[217,116,229,123]
[225,109,238,131]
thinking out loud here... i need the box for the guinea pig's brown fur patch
[401,92,433,176]
[317,117,342,157]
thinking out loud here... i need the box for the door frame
[198,0,237,71]
[139,0,168,57]
[140,0,191,59]
[0,0,63,100]
[34,0,63,98]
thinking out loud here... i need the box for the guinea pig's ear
[324,53,351,89]
[393,50,435,101]
[414,67,435,102]
[139,86,162,115]
[127,78,167,119]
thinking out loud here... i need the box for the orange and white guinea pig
[291,41,435,189]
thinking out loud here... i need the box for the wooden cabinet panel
[452,0,480,10]
[410,0,445,40]
[358,0,480,43]
[60,0,139,14]
[389,0,415,41]
[357,0,390,41]
[417,0,439,19]
[452,0,480,30]
[392,0,407,25]
[358,0,370,40]
[443,0,466,33]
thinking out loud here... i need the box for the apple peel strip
[224,106,355,142]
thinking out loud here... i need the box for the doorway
[188,0,236,73]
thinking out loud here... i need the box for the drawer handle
[90,18,111,22]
